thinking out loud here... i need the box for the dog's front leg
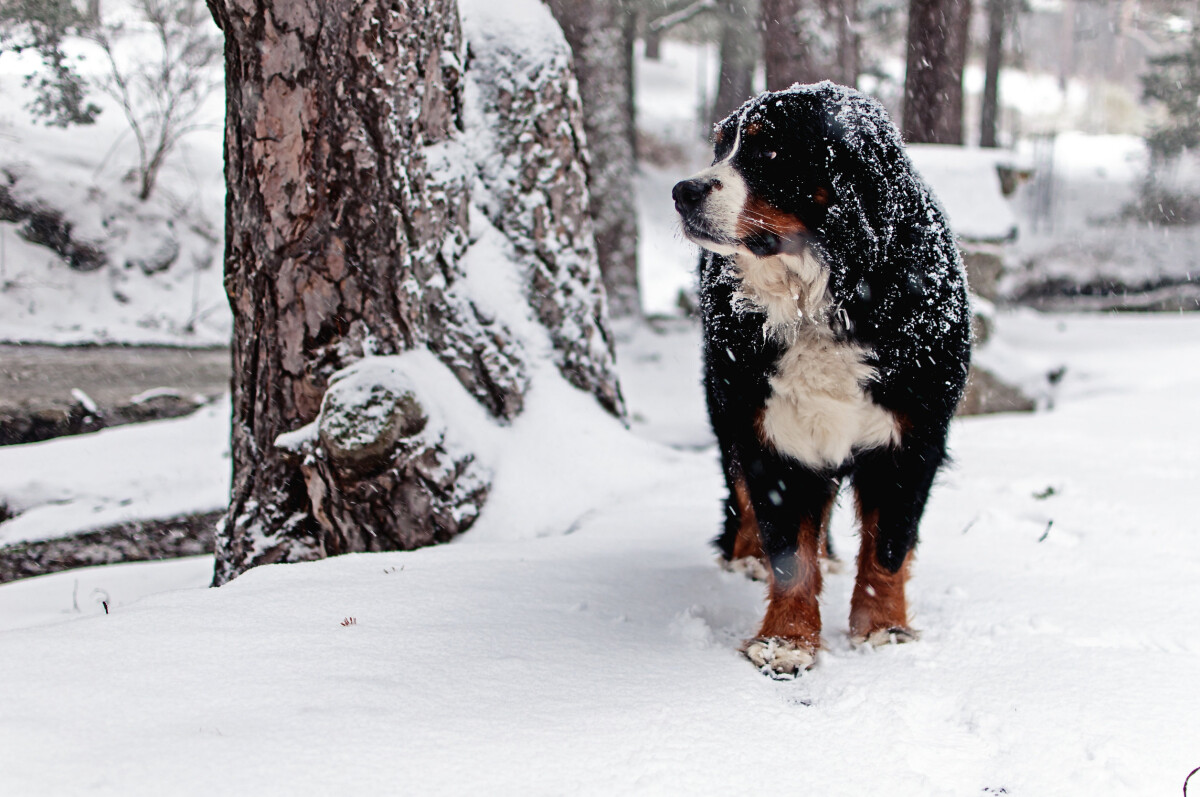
[739,447,838,677]
[847,439,944,645]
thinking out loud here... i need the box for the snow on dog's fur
[673,82,971,678]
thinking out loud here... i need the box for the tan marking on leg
[849,505,915,643]
[755,518,823,649]
[744,520,824,676]
[731,476,764,562]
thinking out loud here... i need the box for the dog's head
[673,83,912,268]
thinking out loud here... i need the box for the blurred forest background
[3,0,1198,329]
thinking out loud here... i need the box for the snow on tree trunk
[544,0,640,318]
[207,0,622,585]
[902,0,971,144]
[463,7,625,413]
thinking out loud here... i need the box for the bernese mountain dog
[672,82,971,677]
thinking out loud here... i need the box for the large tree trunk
[902,0,972,144]
[709,0,759,126]
[761,0,858,90]
[545,0,641,318]
[206,0,622,585]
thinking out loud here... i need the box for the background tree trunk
[761,0,858,89]
[545,0,641,318]
[709,0,759,126]
[980,0,1009,147]
[833,0,860,87]
[902,0,972,144]
[206,0,622,584]
[761,0,814,88]
[644,25,662,60]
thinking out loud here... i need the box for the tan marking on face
[735,195,808,242]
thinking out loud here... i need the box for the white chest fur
[731,251,901,468]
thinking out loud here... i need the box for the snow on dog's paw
[852,626,921,648]
[743,636,816,679]
[719,555,770,582]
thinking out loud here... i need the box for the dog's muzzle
[672,177,716,216]
[673,177,735,250]
[674,177,806,258]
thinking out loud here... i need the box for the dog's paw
[743,636,816,679]
[719,555,771,582]
[852,626,921,648]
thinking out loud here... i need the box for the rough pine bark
[545,0,641,318]
[206,0,621,584]
[902,0,972,144]
[464,11,624,413]
[761,0,814,88]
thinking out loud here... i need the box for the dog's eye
[760,150,777,160]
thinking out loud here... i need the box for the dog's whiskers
[739,213,790,235]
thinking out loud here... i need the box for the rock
[317,381,427,473]
[963,245,1005,302]
[958,366,1036,416]
[126,233,181,275]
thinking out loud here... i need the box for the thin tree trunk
[644,26,662,60]
[902,0,972,144]
[546,0,641,318]
[980,0,1008,147]
[1058,0,1075,91]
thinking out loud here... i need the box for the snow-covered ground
[2,310,1200,795]
[0,397,230,548]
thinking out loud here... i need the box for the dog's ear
[820,89,918,266]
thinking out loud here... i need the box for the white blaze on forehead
[680,119,749,255]
[718,121,742,164]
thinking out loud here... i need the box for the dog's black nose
[672,178,712,213]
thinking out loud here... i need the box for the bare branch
[648,0,718,34]
[85,0,220,200]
